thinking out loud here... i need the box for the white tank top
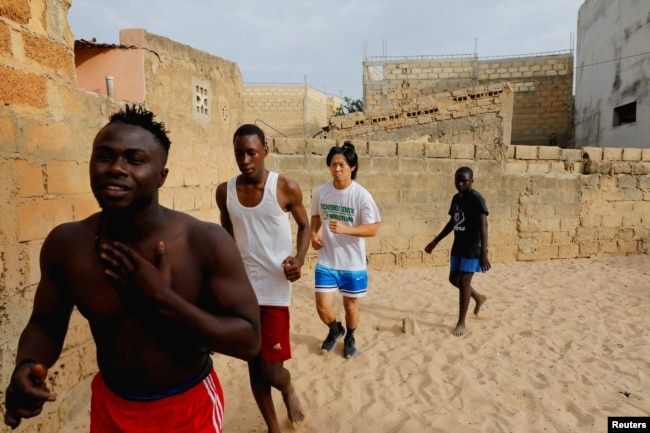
[226,171,292,306]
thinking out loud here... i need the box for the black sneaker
[321,322,344,352]
[343,336,357,358]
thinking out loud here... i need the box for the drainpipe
[105,76,115,98]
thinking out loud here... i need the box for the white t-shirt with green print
[311,181,380,271]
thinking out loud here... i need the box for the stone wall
[242,83,341,138]
[266,139,649,270]
[363,53,574,147]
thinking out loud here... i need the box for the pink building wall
[74,29,146,102]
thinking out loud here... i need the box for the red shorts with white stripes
[89,363,224,433]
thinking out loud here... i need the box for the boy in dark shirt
[425,166,490,336]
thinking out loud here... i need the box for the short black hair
[455,166,474,179]
[108,104,171,153]
[233,124,266,146]
[326,141,359,180]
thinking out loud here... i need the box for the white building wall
[574,0,650,148]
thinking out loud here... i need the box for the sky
[68,0,585,100]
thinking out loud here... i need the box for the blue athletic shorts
[450,256,483,273]
[314,263,368,298]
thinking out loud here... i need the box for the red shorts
[260,306,291,363]
[90,366,224,433]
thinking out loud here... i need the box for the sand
[58,255,649,432]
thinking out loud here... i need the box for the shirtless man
[216,124,308,433]
[3,105,260,432]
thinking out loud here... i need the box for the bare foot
[453,323,466,337]
[474,294,487,315]
[282,385,305,428]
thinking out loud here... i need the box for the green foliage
[333,96,364,116]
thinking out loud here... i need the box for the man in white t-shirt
[310,141,381,358]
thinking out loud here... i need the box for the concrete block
[473,145,495,160]
[516,244,558,261]
[558,243,580,258]
[597,226,617,240]
[505,161,528,173]
[582,147,603,160]
[451,143,475,159]
[603,147,623,161]
[15,159,45,197]
[602,213,623,228]
[23,33,74,78]
[399,157,425,173]
[369,157,399,173]
[622,148,642,161]
[18,198,73,242]
[368,141,397,157]
[0,117,18,152]
[425,142,451,158]
[611,162,633,174]
[402,317,421,335]
[72,194,100,221]
[526,161,551,174]
[398,141,425,158]
[400,251,424,267]
[538,146,561,160]
[632,162,650,175]
[514,145,538,160]
[584,160,611,174]
[0,65,48,108]
[46,161,90,195]
[367,252,398,270]
[275,138,306,155]
[642,149,650,161]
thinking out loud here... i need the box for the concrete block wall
[326,83,513,145]
[133,29,244,223]
[363,53,574,147]
[0,3,244,431]
[0,2,114,432]
[242,84,337,138]
[266,139,649,271]
[364,57,478,108]
[478,55,574,147]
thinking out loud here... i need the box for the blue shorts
[450,256,482,273]
[314,263,368,298]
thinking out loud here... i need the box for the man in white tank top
[216,124,310,433]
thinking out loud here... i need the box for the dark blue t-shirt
[448,189,489,258]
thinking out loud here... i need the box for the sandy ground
[56,255,649,432]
